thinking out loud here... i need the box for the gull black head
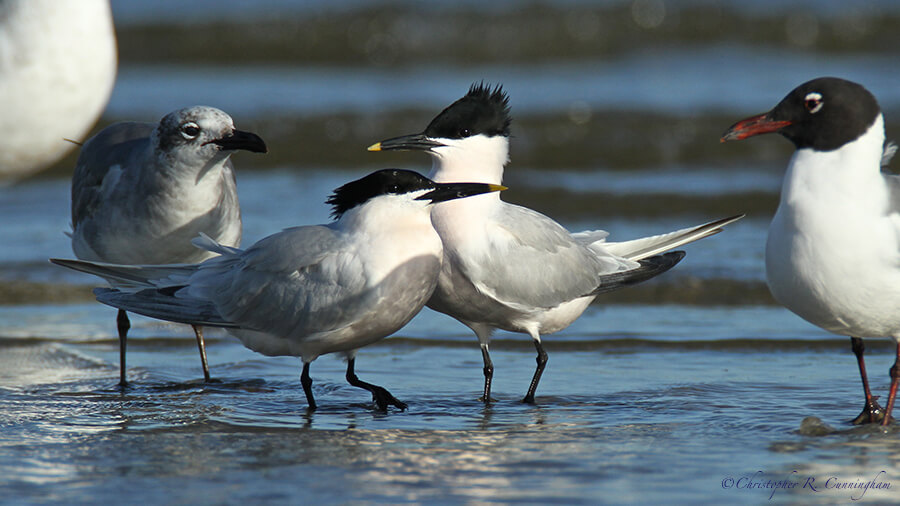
[369,82,511,152]
[153,106,267,162]
[326,169,505,219]
[721,77,881,151]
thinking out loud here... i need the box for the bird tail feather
[192,232,242,256]
[49,258,196,290]
[602,214,744,261]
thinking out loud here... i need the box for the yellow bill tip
[367,142,382,152]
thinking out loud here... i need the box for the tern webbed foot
[300,362,317,411]
[369,386,408,412]
[522,339,548,405]
[345,358,406,411]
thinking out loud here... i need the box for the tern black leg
[882,341,900,427]
[116,309,130,387]
[300,362,317,411]
[480,344,494,403]
[523,339,548,404]
[345,358,407,411]
[191,325,211,382]
[850,337,886,424]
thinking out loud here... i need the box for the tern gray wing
[57,226,382,338]
[94,287,235,328]
[461,203,636,309]
[589,251,685,295]
[71,122,154,227]
[186,225,375,338]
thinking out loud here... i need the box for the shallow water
[2,312,899,504]
[4,0,900,504]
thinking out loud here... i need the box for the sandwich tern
[370,83,743,403]
[54,169,504,411]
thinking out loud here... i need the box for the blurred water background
[2,0,900,503]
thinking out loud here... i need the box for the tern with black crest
[371,83,742,403]
[54,169,504,411]
[722,76,900,426]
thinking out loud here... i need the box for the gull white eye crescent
[181,122,201,139]
[804,92,824,114]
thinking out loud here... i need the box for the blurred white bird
[0,0,117,181]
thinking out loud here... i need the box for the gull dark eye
[181,122,201,139]
[804,93,824,114]
[460,128,470,137]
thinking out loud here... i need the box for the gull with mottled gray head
[68,105,267,386]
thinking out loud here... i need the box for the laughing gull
[53,169,505,411]
[370,83,743,403]
[68,106,267,386]
[722,77,900,426]
[0,0,117,181]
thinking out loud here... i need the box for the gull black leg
[116,309,130,387]
[882,341,900,427]
[301,362,317,411]
[850,337,886,424]
[480,344,494,403]
[192,325,211,382]
[523,339,548,404]
[345,358,407,411]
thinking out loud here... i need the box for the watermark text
[721,470,891,500]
